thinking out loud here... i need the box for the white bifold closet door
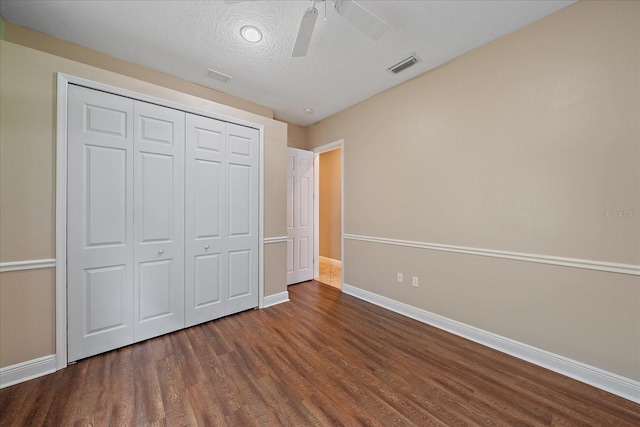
[67,85,135,361]
[224,122,259,315]
[68,84,258,362]
[185,115,226,326]
[185,115,259,326]
[132,101,185,343]
[68,86,185,361]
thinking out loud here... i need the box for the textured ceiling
[0,0,577,126]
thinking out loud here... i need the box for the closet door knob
[204,245,210,250]
[158,249,164,255]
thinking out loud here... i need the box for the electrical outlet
[397,272,403,283]
[412,276,419,287]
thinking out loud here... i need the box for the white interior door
[67,85,135,362]
[225,123,259,315]
[133,101,185,342]
[185,114,227,326]
[286,148,314,285]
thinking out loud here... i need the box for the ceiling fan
[292,0,389,57]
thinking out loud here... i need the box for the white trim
[0,355,56,389]
[56,74,69,371]
[58,74,263,130]
[311,140,343,153]
[262,291,290,308]
[56,73,266,368]
[342,283,640,403]
[0,259,56,273]
[319,256,342,268]
[312,140,345,286]
[263,236,288,244]
[258,122,265,309]
[313,153,320,279]
[344,234,640,276]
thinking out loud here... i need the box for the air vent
[387,54,420,74]
[207,68,232,83]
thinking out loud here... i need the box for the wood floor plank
[17,374,58,426]
[106,347,135,426]
[56,356,91,425]
[134,353,165,425]
[1,280,638,426]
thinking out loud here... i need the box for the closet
[67,85,259,362]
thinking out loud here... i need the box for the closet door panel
[229,164,251,236]
[226,123,259,315]
[185,114,227,326]
[83,265,128,332]
[194,253,222,307]
[195,159,222,238]
[139,152,174,241]
[133,101,185,341]
[67,85,134,362]
[84,146,128,246]
[139,260,172,321]
[228,249,251,298]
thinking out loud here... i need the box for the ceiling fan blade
[292,6,319,57]
[335,0,388,40]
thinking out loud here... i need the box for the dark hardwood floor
[1,281,638,426]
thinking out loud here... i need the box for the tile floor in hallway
[317,258,341,288]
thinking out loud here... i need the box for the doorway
[313,140,344,289]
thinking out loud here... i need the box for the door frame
[312,140,344,285]
[55,73,265,370]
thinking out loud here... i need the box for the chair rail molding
[0,259,57,273]
[263,236,288,244]
[344,234,640,276]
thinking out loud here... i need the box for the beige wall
[0,269,56,366]
[308,1,640,380]
[286,122,309,150]
[0,38,287,368]
[319,149,342,261]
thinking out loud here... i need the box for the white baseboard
[0,354,57,389]
[342,283,640,404]
[319,256,342,268]
[262,291,290,308]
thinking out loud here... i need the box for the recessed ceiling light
[240,25,262,43]
[303,108,313,114]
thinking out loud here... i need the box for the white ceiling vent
[387,54,420,74]
[207,68,232,83]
